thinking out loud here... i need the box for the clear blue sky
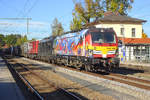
[0,0,150,40]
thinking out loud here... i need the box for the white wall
[95,23,143,38]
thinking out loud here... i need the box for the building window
[120,28,124,35]
[132,28,136,37]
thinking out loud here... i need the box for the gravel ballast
[21,57,150,100]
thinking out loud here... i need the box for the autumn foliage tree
[70,0,104,30]
[105,0,134,15]
[70,13,82,31]
[142,33,148,38]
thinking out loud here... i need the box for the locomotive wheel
[108,66,112,72]
[85,64,91,72]
[108,64,114,72]
[52,60,55,64]
[115,63,119,68]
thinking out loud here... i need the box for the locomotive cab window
[91,32,116,43]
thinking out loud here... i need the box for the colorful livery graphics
[54,28,118,59]
[54,29,88,56]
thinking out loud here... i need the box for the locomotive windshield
[91,32,116,43]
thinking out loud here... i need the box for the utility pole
[27,18,29,34]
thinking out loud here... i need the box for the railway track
[108,73,150,85]
[4,56,82,100]
[18,63,82,100]
[20,56,150,91]
[4,55,150,99]
[62,65,150,91]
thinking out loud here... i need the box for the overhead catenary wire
[22,0,39,17]
[17,0,30,17]
[10,0,39,35]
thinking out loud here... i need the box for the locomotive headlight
[108,50,115,54]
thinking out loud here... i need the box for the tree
[73,0,103,23]
[70,13,82,31]
[51,18,64,36]
[0,34,5,48]
[4,34,21,47]
[16,35,28,45]
[70,0,104,30]
[142,33,148,38]
[104,0,134,15]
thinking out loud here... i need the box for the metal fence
[119,45,150,64]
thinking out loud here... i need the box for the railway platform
[0,56,25,100]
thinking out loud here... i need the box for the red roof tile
[118,37,150,44]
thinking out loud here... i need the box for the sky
[0,0,150,40]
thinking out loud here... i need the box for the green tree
[4,34,21,47]
[70,13,82,31]
[0,34,5,48]
[51,18,64,36]
[16,35,28,45]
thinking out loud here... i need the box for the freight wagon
[38,36,55,62]
[22,40,39,59]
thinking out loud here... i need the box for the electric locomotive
[53,27,120,71]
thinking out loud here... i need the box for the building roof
[119,37,150,45]
[99,14,147,23]
[84,13,146,27]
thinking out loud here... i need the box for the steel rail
[4,58,44,100]
[53,63,150,91]
[18,63,82,100]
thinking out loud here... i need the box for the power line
[0,0,40,38]
[0,0,27,32]
[23,0,39,17]
[17,0,30,17]
[0,0,38,34]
